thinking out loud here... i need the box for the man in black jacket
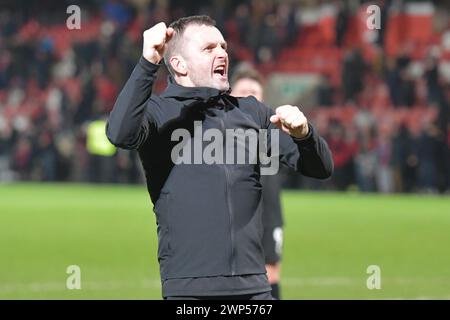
[106,15,333,300]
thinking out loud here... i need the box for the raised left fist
[270,105,309,139]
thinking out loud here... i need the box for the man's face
[231,78,264,102]
[180,25,229,91]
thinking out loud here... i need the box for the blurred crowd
[0,0,449,193]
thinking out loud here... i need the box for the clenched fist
[270,105,309,139]
[142,22,175,65]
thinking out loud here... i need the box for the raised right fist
[142,22,175,65]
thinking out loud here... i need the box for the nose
[215,45,228,59]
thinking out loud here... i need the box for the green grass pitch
[0,183,449,299]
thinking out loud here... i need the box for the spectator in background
[85,115,117,183]
[375,129,394,193]
[433,82,450,193]
[396,47,411,72]
[385,48,413,107]
[392,124,415,192]
[327,120,355,190]
[0,119,14,181]
[342,49,366,104]
[316,74,335,107]
[0,116,13,155]
[74,68,96,125]
[115,149,143,184]
[424,54,440,105]
[376,0,392,47]
[34,130,58,181]
[11,136,33,180]
[256,14,280,64]
[396,48,415,107]
[354,131,377,192]
[335,0,350,47]
[230,63,284,300]
[234,3,251,47]
[417,122,440,193]
[385,57,401,107]
[398,69,416,107]
[102,0,133,29]
[276,2,298,47]
[0,50,13,90]
[353,110,377,192]
[434,78,449,137]
[34,38,55,89]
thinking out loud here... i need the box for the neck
[174,75,196,87]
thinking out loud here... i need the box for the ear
[169,55,187,76]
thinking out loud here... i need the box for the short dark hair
[164,15,216,76]
[230,63,265,87]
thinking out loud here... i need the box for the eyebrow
[204,41,228,48]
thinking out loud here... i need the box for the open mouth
[213,65,227,78]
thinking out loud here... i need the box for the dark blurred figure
[0,122,14,180]
[392,124,418,192]
[385,49,414,107]
[0,49,13,90]
[424,54,440,105]
[417,123,440,193]
[376,0,392,47]
[396,48,415,106]
[375,130,394,193]
[34,39,55,89]
[256,14,281,64]
[316,74,335,107]
[398,69,416,107]
[276,2,298,47]
[327,120,355,190]
[74,69,96,125]
[11,136,33,180]
[433,82,450,193]
[385,57,401,106]
[335,0,349,47]
[116,149,143,184]
[234,3,250,46]
[342,49,366,104]
[354,126,377,192]
[34,130,58,181]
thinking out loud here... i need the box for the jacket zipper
[219,112,236,276]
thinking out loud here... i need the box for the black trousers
[165,291,273,300]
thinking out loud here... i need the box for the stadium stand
[0,0,448,193]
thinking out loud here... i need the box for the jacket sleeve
[106,56,160,150]
[279,122,334,179]
[259,100,333,179]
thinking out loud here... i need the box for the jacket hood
[160,76,231,102]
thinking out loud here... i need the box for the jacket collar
[160,76,231,102]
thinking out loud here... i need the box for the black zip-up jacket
[106,57,333,297]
